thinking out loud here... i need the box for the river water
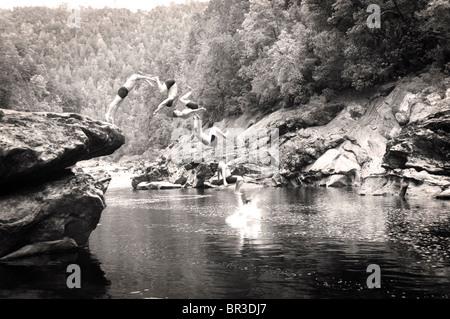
[1,180,450,299]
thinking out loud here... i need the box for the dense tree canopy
[0,0,448,158]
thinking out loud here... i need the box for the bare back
[218,162,231,179]
[168,83,178,99]
[122,74,141,91]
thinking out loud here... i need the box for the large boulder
[401,168,450,198]
[307,149,360,176]
[302,148,361,187]
[277,85,400,180]
[384,87,418,126]
[0,110,125,189]
[0,172,109,259]
[358,174,408,197]
[273,71,449,198]
[358,168,450,198]
[191,162,215,188]
[0,109,125,260]
[131,166,169,189]
[383,110,450,176]
[360,88,449,198]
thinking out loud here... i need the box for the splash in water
[226,197,262,238]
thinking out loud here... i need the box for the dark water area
[1,185,450,299]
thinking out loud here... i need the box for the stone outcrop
[132,71,449,200]
[275,81,400,188]
[0,110,125,189]
[272,72,449,199]
[383,110,450,175]
[359,80,450,199]
[0,110,125,259]
[136,181,182,190]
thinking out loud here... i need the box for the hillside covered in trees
[0,0,448,159]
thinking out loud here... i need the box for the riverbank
[100,70,449,201]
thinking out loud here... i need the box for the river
[1,178,450,299]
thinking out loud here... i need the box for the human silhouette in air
[106,73,155,124]
[192,114,228,146]
[150,76,178,116]
[172,88,207,118]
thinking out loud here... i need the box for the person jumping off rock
[192,114,228,147]
[150,76,178,116]
[172,88,207,119]
[106,73,155,124]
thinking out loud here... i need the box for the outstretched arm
[175,107,206,119]
[149,76,167,93]
[144,79,155,87]
[153,99,170,115]
[133,74,155,81]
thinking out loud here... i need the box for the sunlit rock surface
[0,110,125,188]
[0,110,125,259]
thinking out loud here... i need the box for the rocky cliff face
[0,110,124,189]
[278,73,450,199]
[362,93,450,199]
[132,70,449,200]
[0,110,125,260]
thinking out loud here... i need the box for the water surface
[90,185,450,299]
[1,184,449,299]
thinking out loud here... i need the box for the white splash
[226,198,262,238]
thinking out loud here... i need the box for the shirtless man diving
[106,73,155,124]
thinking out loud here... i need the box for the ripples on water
[1,184,449,299]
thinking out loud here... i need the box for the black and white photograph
[0,0,449,307]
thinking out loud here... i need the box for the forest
[0,0,449,158]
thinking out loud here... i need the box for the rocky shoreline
[1,71,448,261]
[125,71,450,200]
[0,110,125,261]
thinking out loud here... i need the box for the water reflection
[1,185,449,299]
[0,249,110,299]
[91,186,450,299]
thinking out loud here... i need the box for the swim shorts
[186,102,199,109]
[166,98,174,107]
[210,134,217,145]
[218,175,238,184]
[118,87,129,99]
[225,176,238,183]
[165,79,176,90]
